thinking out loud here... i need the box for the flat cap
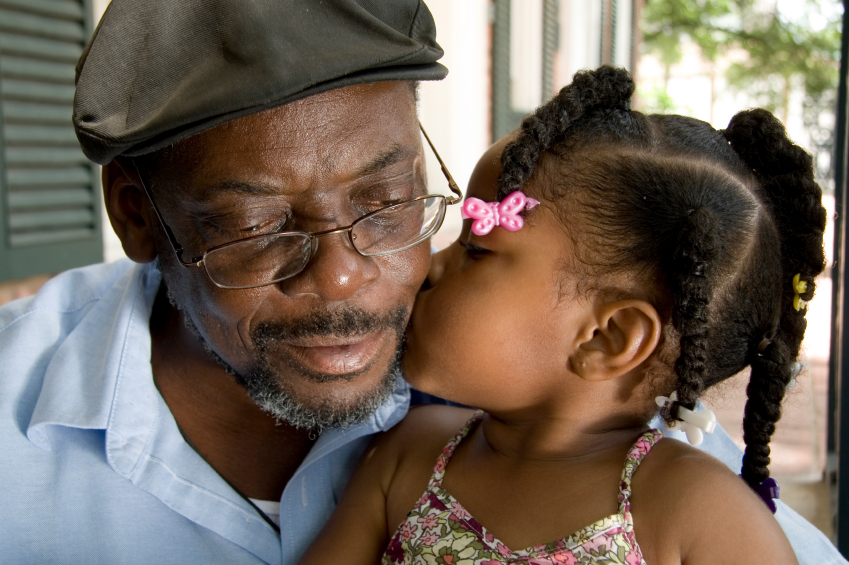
[74,0,447,165]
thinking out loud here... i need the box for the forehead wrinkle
[307,126,420,183]
[355,144,417,177]
[193,180,283,201]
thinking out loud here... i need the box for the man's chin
[235,357,402,431]
[239,305,409,430]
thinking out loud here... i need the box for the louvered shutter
[490,0,560,143]
[491,0,525,142]
[0,0,101,282]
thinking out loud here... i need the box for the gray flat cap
[74,0,447,165]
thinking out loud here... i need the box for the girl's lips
[279,331,391,376]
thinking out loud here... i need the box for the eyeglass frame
[132,123,463,288]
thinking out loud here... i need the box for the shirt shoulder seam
[0,296,103,336]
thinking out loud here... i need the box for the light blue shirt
[0,259,844,563]
[0,259,409,564]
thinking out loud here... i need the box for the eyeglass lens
[203,196,446,289]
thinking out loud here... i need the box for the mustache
[252,305,409,344]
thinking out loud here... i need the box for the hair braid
[724,109,827,487]
[498,66,634,199]
[664,208,719,419]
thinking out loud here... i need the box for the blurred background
[0,0,845,549]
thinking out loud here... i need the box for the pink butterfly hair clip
[461,191,540,236]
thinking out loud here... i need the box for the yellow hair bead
[793,273,808,311]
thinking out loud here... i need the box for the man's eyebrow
[196,180,280,200]
[356,144,417,177]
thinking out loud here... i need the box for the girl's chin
[401,350,442,394]
[400,348,426,384]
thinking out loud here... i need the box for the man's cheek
[186,290,266,366]
[383,246,431,295]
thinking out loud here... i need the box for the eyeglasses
[134,124,462,289]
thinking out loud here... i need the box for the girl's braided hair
[499,66,826,492]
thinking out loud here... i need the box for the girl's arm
[298,405,475,565]
[633,440,799,565]
[298,429,401,565]
[678,466,799,565]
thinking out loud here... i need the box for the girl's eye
[460,241,489,257]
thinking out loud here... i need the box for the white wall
[557,0,602,89]
[613,0,633,69]
[91,0,125,262]
[418,0,491,250]
[510,0,544,112]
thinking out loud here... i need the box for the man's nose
[280,230,378,301]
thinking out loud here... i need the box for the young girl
[299,66,824,564]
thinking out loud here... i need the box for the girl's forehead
[466,135,513,200]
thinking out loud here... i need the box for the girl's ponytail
[723,109,827,488]
[498,66,635,198]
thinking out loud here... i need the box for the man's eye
[354,182,424,214]
[242,220,274,233]
[203,217,287,241]
[368,199,407,211]
[241,219,290,235]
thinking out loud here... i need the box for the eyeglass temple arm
[130,160,203,267]
[419,124,463,205]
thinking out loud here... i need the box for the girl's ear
[569,300,661,382]
[103,158,158,263]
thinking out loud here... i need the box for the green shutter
[491,0,524,142]
[0,0,101,282]
[542,0,559,99]
[490,0,560,143]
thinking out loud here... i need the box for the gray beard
[236,338,404,433]
[165,286,406,433]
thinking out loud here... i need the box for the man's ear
[569,300,661,382]
[103,158,158,263]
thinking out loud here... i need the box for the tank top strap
[617,429,664,513]
[429,410,485,489]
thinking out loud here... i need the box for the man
[0,0,843,563]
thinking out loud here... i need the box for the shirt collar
[301,378,410,471]
[27,260,161,451]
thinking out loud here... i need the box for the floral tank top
[382,411,663,565]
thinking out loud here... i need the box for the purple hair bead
[740,475,780,514]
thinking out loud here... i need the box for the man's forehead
[182,83,416,151]
[185,144,421,202]
[149,83,423,199]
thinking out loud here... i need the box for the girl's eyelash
[460,241,489,256]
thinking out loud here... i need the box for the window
[0,0,101,282]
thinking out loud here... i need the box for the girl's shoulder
[378,405,478,529]
[631,437,797,564]
[381,404,479,463]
